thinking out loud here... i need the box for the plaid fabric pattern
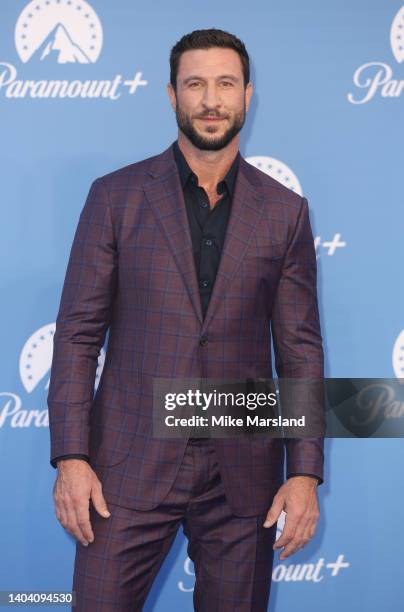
[48,142,324,517]
[72,438,277,611]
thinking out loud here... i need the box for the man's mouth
[198,116,224,122]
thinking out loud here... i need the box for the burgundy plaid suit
[48,142,324,609]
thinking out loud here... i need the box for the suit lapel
[143,144,265,331]
[143,145,204,325]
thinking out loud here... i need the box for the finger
[279,539,303,560]
[300,519,316,549]
[263,493,284,528]
[91,481,111,518]
[64,497,90,546]
[273,530,294,550]
[56,502,67,528]
[279,526,305,559]
[273,511,300,549]
[299,499,319,546]
[74,498,94,544]
[278,506,316,558]
[53,483,65,525]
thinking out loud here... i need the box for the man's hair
[169,28,250,91]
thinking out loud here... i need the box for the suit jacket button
[199,335,209,346]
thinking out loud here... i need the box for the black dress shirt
[51,141,320,484]
[172,139,240,319]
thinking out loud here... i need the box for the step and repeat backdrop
[1,1,403,610]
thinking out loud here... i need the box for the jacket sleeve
[270,196,325,484]
[51,454,90,469]
[47,178,118,469]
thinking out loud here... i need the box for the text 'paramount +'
[0,63,147,99]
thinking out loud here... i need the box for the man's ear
[166,83,177,112]
[245,81,253,113]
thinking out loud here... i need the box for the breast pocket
[247,239,286,262]
[241,246,284,275]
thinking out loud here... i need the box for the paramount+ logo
[0,0,148,99]
[348,5,404,104]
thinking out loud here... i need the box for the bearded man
[48,28,325,611]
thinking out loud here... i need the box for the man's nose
[201,83,222,109]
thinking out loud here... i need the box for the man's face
[167,47,253,151]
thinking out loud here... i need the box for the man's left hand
[263,476,320,560]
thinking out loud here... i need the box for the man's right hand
[53,459,111,546]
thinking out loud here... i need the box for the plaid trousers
[72,438,277,611]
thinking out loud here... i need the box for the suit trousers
[72,437,277,611]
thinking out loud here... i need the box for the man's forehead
[178,48,243,76]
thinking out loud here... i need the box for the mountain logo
[390,5,404,63]
[246,156,303,195]
[14,0,103,64]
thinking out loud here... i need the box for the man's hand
[53,459,111,546]
[263,476,320,560]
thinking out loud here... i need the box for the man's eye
[221,81,233,87]
[189,82,201,88]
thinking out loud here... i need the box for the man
[48,28,324,611]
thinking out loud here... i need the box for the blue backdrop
[1,1,403,610]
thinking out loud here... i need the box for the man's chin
[193,138,227,151]
[188,130,232,151]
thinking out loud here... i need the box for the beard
[175,102,246,151]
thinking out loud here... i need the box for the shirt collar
[172,139,239,197]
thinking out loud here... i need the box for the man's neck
[177,133,239,191]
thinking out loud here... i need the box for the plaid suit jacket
[47,142,324,517]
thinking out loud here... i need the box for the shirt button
[201,280,209,288]
[199,335,209,346]
[200,201,208,208]
[205,239,213,246]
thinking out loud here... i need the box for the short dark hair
[169,28,250,91]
